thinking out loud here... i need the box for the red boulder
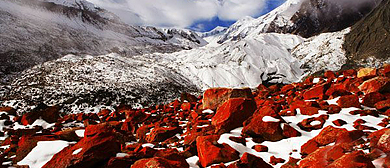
[196,135,239,167]
[337,95,360,108]
[359,77,390,94]
[202,88,253,110]
[211,98,257,133]
[242,106,284,142]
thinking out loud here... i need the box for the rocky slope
[1,53,199,114]
[216,0,379,44]
[0,0,205,83]
[343,0,390,67]
[288,0,381,37]
[0,66,390,167]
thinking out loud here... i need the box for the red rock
[121,119,136,134]
[21,104,60,125]
[324,71,336,79]
[146,127,181,143]
[359,77,390,94]
[362,92,385,107]
[105,157,135,168]
[325,145,346,162]
[154,149,190,168]
[303,84,327,100]
[332,119,347,126]
[299,107,319,116]
[301,126,349,156]
[202,88,253,110]
[325,86,351,98]
[253,145,268,152]
[343,69,357,77]
[279,109,297,116]
[282,124,301,138]
[314,126,348,146]
[297,115,329,132]
[375,99,390,110]
[196,135,239,167]
[280,157,300,168]
[299,146,332,167]
[270,156,285,165]
[230,153,273,168]
[180,92,198,103]
[98,109,111,117]
[43,124,121,168]
[211,98,257,133]
[15,135,59,162]
[327,105,341,114]
[301,139,320,156]
[281,84,295,93]
[242,106,285,142]
[337,94,360,108]
[54,128,81,141]
[138,147,158,158]
[368,128,390,149]
[349,110,379,117]
[228,136,246,146]
[376,129,390,153]
[358,68,377,78]
[180,102,192,111]
[131,157,188,168]
[326,151,375,168]
[0,107,16,116]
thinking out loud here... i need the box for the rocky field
[0,66,390,168]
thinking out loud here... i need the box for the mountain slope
[0,0,205,83]
[2,53,199,113]
[288,0,380,37]
[165,33,304,89]
[343,0,390,67]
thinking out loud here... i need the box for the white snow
[18,141,71,168]
[262,116,280,122]
[292,28,351,74]
[32,119,55,129]
[186,156,200,168]
[202,109,214,114]
[75,130,85,137]
[116,153,129,158]
[72,148,82,155]
[217,104,387,168]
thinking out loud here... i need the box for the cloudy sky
[86,0,286,32]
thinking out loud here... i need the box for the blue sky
[189,0,286,32]
[87,0,286,32]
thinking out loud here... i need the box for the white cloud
[86,0,269,28]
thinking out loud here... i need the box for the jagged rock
[196,135,239,167]
[20,104,60,125]
[211,98,257,133]
[146,127,181,143]
[337,95,360,108]
[202,88,253,110]
[359,77,390,94]
[43,124,121,168]
[242,106,284,142]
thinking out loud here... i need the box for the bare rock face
[344,0,390,67]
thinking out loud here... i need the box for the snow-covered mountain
[0,0,205,83]
[1,0,387,112]
[2,53,199,113]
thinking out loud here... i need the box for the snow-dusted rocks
[0,66,389,167]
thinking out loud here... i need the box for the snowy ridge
[218,0,303,43]
[292,28,350,74]
[160,33,305,89]
[43,0,96,11]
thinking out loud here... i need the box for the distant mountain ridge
[0,0,205,83]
